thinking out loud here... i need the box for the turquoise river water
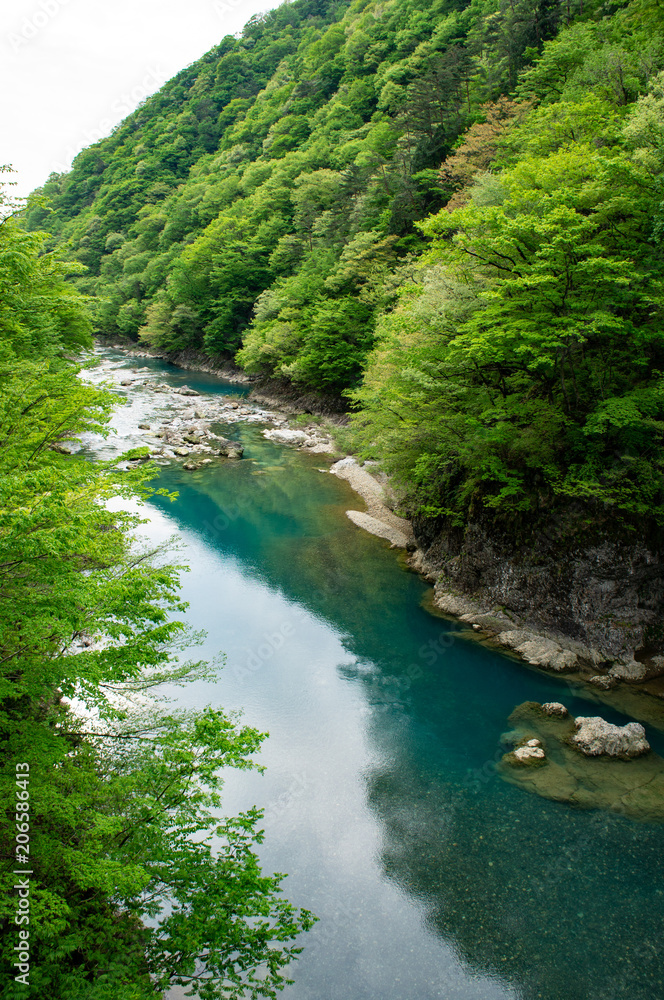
[86,350,664,1000]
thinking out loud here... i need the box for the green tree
[0,205,314,998]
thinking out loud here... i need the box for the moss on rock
[497,702,664,823]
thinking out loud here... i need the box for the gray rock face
[413,517,664,663]
[570,717,650,759]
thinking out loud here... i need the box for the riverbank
[97,338,348,413]
[96,341,664,720]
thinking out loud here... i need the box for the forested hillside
[26,0,664,537]
[27,0,568,388]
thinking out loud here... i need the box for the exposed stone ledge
[345,511,412,549]
[330,457,415,550]
[408,538,664,688]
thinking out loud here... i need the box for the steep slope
[352,0,664,667]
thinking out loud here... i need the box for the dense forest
[0,184,313,997]
[25,0,664,542]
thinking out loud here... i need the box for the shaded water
[91,350,664,1000]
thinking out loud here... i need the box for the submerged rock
[571,717,650,758]
[497,701,664,822]
[214,437,244,458]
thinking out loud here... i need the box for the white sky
[1,0,275,201]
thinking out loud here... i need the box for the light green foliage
[0,205,313,998]
[21,0,664,538]
[0,216,91,357]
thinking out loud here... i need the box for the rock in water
[571,717,650,758]
[497,701,664,822]
[587,674,618,690]
[541,702,569,717]
[263,428,309,446]
[215,438,244,458]
[513,745,546,763]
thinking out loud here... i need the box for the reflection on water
[93,350,664,1000]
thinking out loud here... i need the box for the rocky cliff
[410,514,664,685]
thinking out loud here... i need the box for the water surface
[90,350,664,1000]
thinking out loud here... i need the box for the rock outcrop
[497,701,664,822]
[410,515,664,684]
[262,426,334,454]
[571,717,650,758]
[330,458,415,550]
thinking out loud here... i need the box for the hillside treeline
[26,0,664,533]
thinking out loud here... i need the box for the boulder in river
[263,428,310,446]
[587,674,618,691]
[215,437,244,458]
[541,702,569,717]
[497,701,664,822]
[512,743,547,765]
[571,717,650,758]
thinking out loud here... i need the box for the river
[83,348,664,1000]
